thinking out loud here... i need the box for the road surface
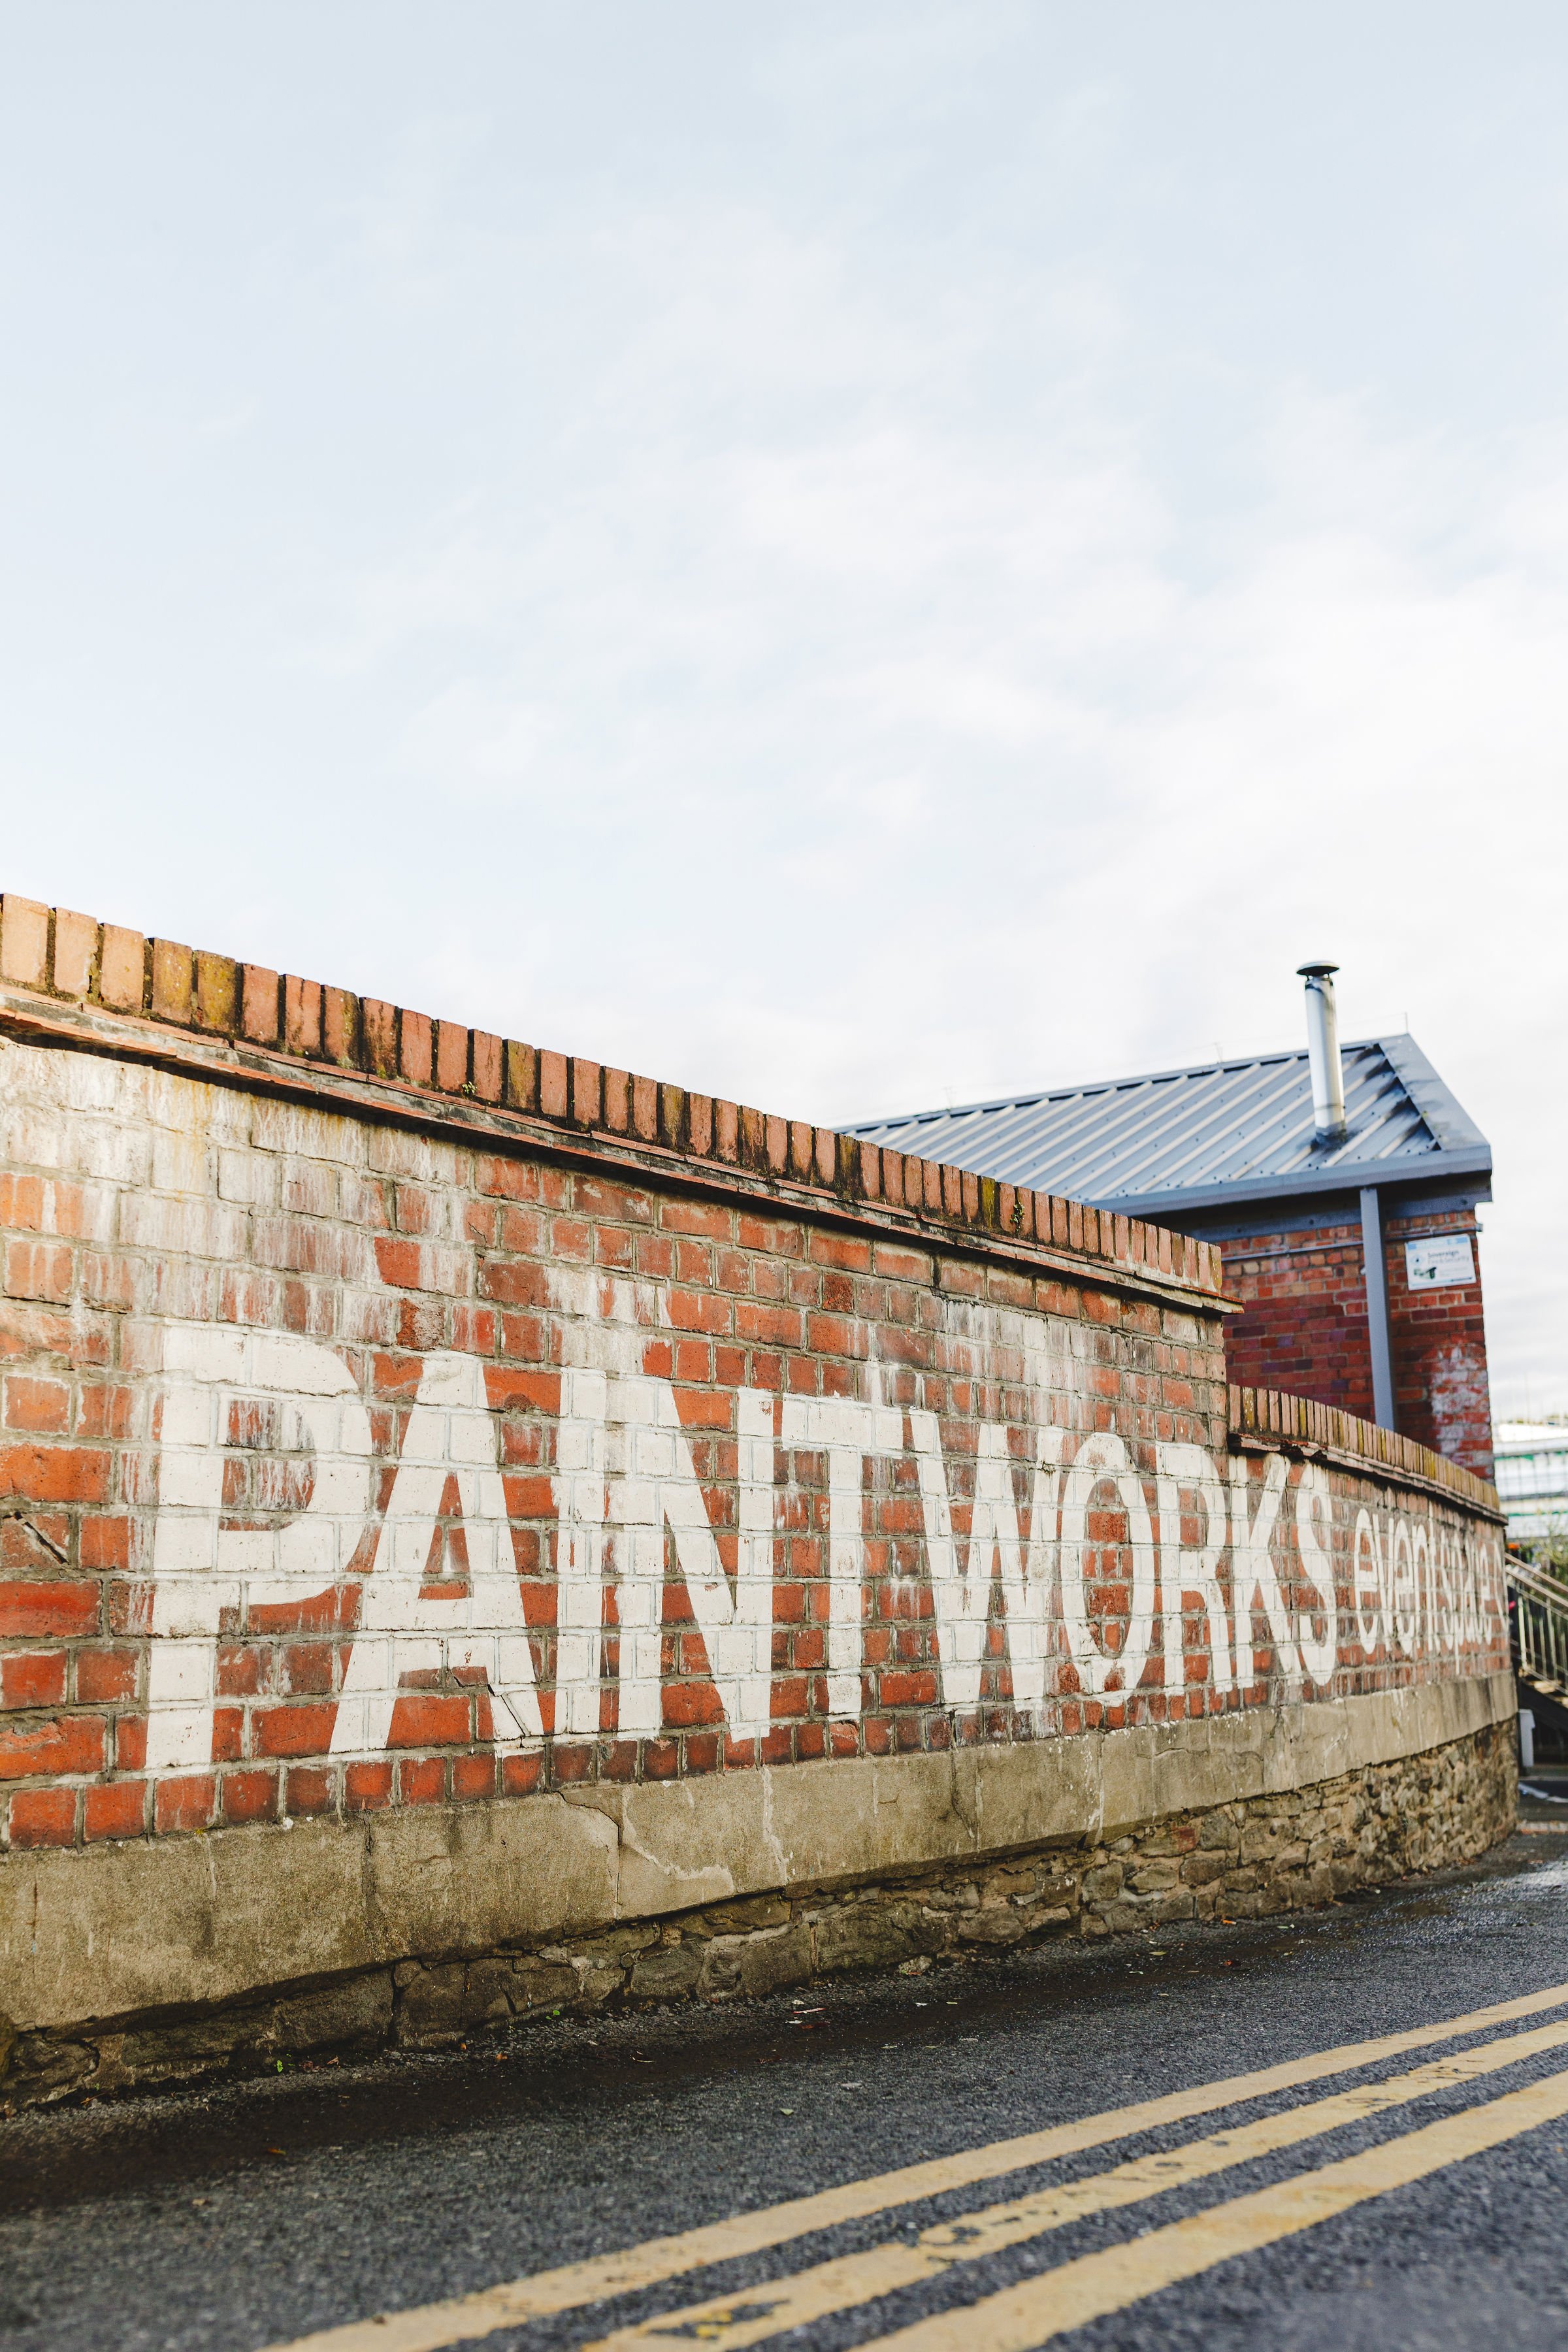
[3,1791,1568,2352]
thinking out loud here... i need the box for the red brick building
[849,995,1495,1478]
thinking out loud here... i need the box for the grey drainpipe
[1360,1185,1397,1431]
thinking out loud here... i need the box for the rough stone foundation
[1,1718,1515,2112]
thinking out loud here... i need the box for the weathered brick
[503,1040,538,1111]
[0,1443,108,1503]
[253,1703,338,1757]
[362,999,397,1078]
[323,985,359,1066]
[435,1021,469,1093]
[98,924,146,1011]
[540,1051,568,1121]
[1,1647,67,1706]
[4,1375,69,1434]
[52,909,97,998]
[0,1711,105,1780]
[241,965,281,1044]
[84,1779,146,1842]
[284,975,323,1058]
[150,939,193,1023]
[470,1031,502,1103]
[154,1774,216,1834]
[571,1059,601,1126]
[74,1646,137,1703]
[399,1010,433,1087]
[0,1582,99,1638]
[0,894,50,987]
[8,1784,78,1846]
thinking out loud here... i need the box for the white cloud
[382,365,1567,1403]
[1,1,1565,1403]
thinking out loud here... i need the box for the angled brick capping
[0,894,1514,2108]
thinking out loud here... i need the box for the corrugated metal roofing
[844,1036,1490,1218]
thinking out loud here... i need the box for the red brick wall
[0,1038,1232,1852]
[1385,1208,1493,1478]
[0,892,1508,1861]
[1220,1224,1373,1420]
[1220,1208,1492,1479]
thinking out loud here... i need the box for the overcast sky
[1,4,1565,1410]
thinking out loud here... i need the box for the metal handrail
[1509,1556,1568,1691]
[1509,1558,1568,1605]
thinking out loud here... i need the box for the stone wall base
[0,1717,1516,2113]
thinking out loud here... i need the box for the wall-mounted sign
[1405,1233,1475,1289]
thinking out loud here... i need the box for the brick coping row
[0,889,1224,1305]
[1228,1383,1501,1518]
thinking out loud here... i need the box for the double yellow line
[263,1979,1568,2352]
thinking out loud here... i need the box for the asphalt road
[5,1793,1568,2352]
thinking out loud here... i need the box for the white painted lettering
[910,1414,1063,1710]
[1353,1505,1384,1658]
[1229,1454,1301,1691]
[1058,1430,1157,1697]
[1294,1463,1337,1686]
[1154,1440,1232,1698]
[780,1396,904,1717]
[148,1327,374,1771]
[331,1351,543,1756]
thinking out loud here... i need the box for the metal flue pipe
[1297,960,1347,1138]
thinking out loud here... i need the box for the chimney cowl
[1297,960,1347,1139]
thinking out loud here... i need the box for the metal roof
[844,1036,1491,1222]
